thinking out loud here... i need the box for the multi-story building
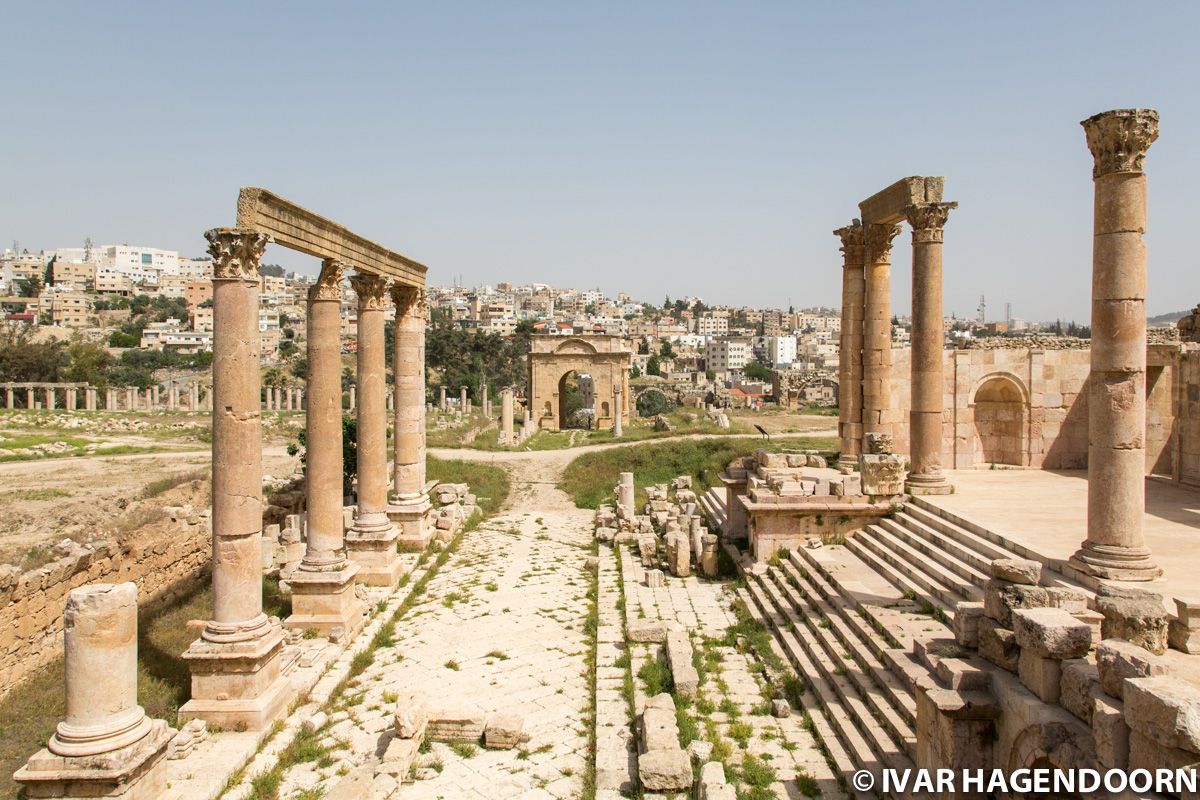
[185,280,213,309]
[50,260,96,289]
[48,290,92,327]
[759,335,797,368]
[705,338,751,373]
[95,268,134,296]
[694,315,729,337]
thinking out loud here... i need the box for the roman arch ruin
[181,188,432,728]
[527,334,632,431]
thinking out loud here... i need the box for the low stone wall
[0,507,212,699]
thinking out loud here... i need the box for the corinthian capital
[389,283,429,321]
[1081,108,1159,178]
[308,259,346,302]
[863,223,901,264]
[833,219,865,267]
[205,228,270,281]
[904,202,958,244]
[349,272,390,311]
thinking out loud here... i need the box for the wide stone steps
[862,522,985,602]
[879,513,993,581]
[746,571,916,784]
[770,559,917,733]
[699,487,727,532]
[907,497,1098,595]
[736,587,874,800]
[850,525,973,612]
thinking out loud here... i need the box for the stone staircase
[739,542,954,797]
[845,497,1095,621]
[699,486,727,533]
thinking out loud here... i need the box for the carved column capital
[308,259,346,302]
[863,223,901,264]
[349,272,390,311]
[205,228,270,282]
[1081,108,1159,178]
[905,202,958,244]
[389,283,429,321]
[833,219,865,267]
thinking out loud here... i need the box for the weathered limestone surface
[388,284,433,550]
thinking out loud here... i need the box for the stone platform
[927,469,1200,608]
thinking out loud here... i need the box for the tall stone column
[286,260,363,634]
[861,223,900,447]
[1071,108,1162,581]
[26,387,34,408]
[14,583,173,798]
[904,203,957,494]
[460,386,468,412]
[834,220,866,469]
[45,387,55,410]
[501,387,515,444]
[438,386,446,411]
[348,385,356,411]
[180,228,289,730]
[612,382,623,436]
[347,273,402,583]
[388,284,432,553]
[481,383,489,417]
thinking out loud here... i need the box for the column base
[346,513,404,586]
[178,623,291,731]
[905,474,954,495]
[387,493,434,554]
[284,562,365,637]
[1069,541,1163,582]
[15,719,174,800]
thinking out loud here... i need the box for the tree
[663,295,672,310]
[259,263,286,278]
[630,364,642,379]
[704,369,716,381]
[63,338,113,386]
[646,354,662,376]
[637,337,650,355]
[659,339,675,358]
[0,326,66,382]
[743,360,772,381]
[17,275,43,297]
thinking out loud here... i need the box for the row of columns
[0,383,215,411]
[834,203,956,494]
[179,228,433,730]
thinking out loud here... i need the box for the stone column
[460,386,468,412]
[618,472,635,511]
[26,387,34,408]
[904,203,957,494]
[191,382,200,411]
[834,220,866,470]
[152,385,159,408]
[612,383,623,436]
[388,284,432,554]
[348,385,356,411]
[1071,108,1162,581]
[144,387,152,410]
[439,386,446,411]
[5,387,12,410]
[481,383,489,417]
[125,387,134,410]
[387,387,394,413]
[14,583,173,798]
[286,260,362,635]
[45,387,55,410]
[180,228,289,730]
[862,223,900,445]
[66,388,77,411]
[501,387,514,444]
[346,273,401,584]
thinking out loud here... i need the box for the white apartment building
[705,339,751,373]
[762,335,797,368]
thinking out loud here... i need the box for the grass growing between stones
[427,456,511,517]
[560,437,836,510]
[580,538,600,800]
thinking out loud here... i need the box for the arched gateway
[527,335,632,432]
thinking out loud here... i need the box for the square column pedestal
[346,516,406,586]
[178,625,291,731]
[388,480,437,553]
[283,562,364,638]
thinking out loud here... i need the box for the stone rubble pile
[595,472,721,580]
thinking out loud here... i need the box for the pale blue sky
[3,2,1198,322]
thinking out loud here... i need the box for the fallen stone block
[953,601,985,648]
[1169,618,1200,654]
[1096,638,1170,700]
[376,737,420,777]
[641,703,680,754]
[645,569,665,588]
[393,693,429,740]
[771,699,791,718]
[1018,648,1062,703]
[627,620,667,643]
[1097,589,1169,655]
[990,558,1042,585]
[1060,659,1101,724]
[1093,693,1129,770]
[638,748,692,792]
[687,739,713,764]
[426,706,486,743]
[984,579,1050,627]
[1012,607,1092,660]
[665,631,699,699]
[1124,676,1200,753]
[483,714,528,749]
[978,618,1019,672]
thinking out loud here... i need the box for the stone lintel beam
[859,176,945,224]
[235,187,427,287]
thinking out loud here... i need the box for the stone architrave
[834,220,866,469]
[387,283,433,555]
[1070,109,1162,581]
[904,202,957,494]
[346,273,402,583]
[14,584,174,799]
[862,223,900,443]
[285,260,364,635]
[179,228,290,730]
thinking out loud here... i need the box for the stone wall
[0,507,212,699]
